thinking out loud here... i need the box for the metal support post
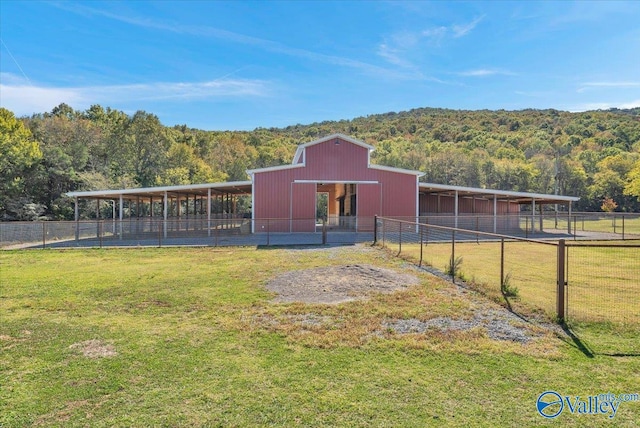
[373,215,378,244]
[500,238,505,289]
[557,239,566,322]
[419,225,424,267]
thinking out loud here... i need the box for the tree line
[1,104,639,220]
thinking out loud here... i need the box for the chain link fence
[0,218,374,249]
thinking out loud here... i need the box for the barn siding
[252,137,418,232]
[291,182,316,232]
[356,183,381,231]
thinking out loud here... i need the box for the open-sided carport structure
[67,133,579,239]
[418,182,580,234]
[67,181,252,239]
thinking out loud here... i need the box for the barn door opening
[316,192,328,230]
[337,183,357,230]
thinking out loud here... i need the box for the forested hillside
[2,104,640,220]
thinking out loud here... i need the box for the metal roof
[65,178,577,206]
[66,181,252,201]
[292,133,374,164]
[65,132,579,206]
[248,133,424,177]
[419,182,580,204]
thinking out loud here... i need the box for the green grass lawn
[539,216,640,237]
[1,246,639,427]
[392,239,639,355]
[393,241,639,321]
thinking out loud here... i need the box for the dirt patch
[265,264,421,304]
[383,309,539,343]
[69,339,117,358]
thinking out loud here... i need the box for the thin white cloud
[618,99,640,108]
[582,82,640,87]
[577,81,640,93]
[569,99,640,111]
[377,43,410,68]
[548,1,639,28]
[417,15,485,49]
[0,82,83,115]
[0,73,270,116]
[50,1,416,81]
[422,26,448,39]
[377,32,422,69]
[377,16,484,72]
[452,15,485,38]
[457,69,516,77]
[514,90,552,98]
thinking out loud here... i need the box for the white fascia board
[370,164,425,176]
[246,163,305,175]
[294,180,379,184]
[292,146,305,164]
[66,180,252,198]
[418,182,580,202]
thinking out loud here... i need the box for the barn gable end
[248,134,422,232]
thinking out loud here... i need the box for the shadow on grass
[559,322,640,358]
[256,243,356,250]
[559,323,595,358]
[499,292,530,324]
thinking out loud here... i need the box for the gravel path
[383,309,536,343]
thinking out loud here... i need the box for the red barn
[67,133,579,239]
[248,134,423,232]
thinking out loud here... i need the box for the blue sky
[1,1,639,131]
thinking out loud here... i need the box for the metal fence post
[451,230,456,281]
[557,239,566,322]
[322,218,327,245]
[99,221,103,248]
[419,224,424,267]
[500,238,505,289]
[398,223,402,255]
[382,218,386,248]
[622,216,625,240]
[373,215,378,244]
[42,222,46,249]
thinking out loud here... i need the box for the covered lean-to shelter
[67,134,579,237]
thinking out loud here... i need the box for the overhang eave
[65,181,253,201]
[418,182,579,205]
